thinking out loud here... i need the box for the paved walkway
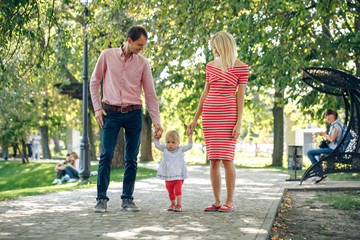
[1,163,359,240]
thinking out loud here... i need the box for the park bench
[299,67,360,185]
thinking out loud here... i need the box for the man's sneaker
[122,198,140,212]
[51,178,60,184]
[93,199,107,213]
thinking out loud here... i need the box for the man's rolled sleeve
[90,51,106,112]
[142,61,161,125]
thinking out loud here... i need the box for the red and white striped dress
[202,64,249,161]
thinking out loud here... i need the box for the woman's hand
[318,131,326,136]
[187,120,197,135]
[232,123,241,141]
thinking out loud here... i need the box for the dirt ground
[269,190,360,240]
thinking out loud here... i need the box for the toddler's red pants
[165,180,184,201]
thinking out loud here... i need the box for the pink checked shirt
[90,47,161,125]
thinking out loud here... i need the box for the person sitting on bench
[307,109,343,184]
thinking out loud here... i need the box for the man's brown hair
[127,25,148,41]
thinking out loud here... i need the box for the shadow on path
[0,164,289,240]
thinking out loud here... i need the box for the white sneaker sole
[93,208,106,213]
[122,207,140,212]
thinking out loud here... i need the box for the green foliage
[0,0,85,148]
[1,0,360,161]
[0,0,39,72]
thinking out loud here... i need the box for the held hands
[95,109,107,128]
[154,124,163,140]
[188,130,193,144]
[186,120,197,136]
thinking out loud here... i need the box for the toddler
[154,130,193,212]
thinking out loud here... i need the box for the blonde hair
[210,31,238,70]
[165,130,180,143]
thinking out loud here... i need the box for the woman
[187,31,249,212]
[307,109,343,184]
[60,152,80,184]
[32,132,41,161]
[51,153,70,184]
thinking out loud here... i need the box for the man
[90,26,163,212]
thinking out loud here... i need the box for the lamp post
[78,0,92,184]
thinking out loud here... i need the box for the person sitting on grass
[60,152,80,184]
[51,153,70,184]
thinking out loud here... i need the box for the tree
[2,0,358,167]
[126,0,275,161]
[0,0,85,161]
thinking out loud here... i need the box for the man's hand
[95,109,107,128]
[154,124,163,140]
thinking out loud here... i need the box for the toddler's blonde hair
[210,31,238,71]
[165,130,180,143]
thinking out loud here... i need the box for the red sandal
[168,204,175,211]
[174,204,183,212]
[204,204,222,212]
[219,204,235,212]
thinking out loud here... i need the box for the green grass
[318,191,360,210]
[2,151,360,201]
[0,161,156,200]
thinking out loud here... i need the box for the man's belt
[104,104,141,113]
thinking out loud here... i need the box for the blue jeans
[307,147,333,175]
[65,166,79,179]
[97,108,143,201]
[61,167,79,183]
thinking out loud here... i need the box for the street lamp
[78,0,92,184]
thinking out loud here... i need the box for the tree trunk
[40,126,52,159]
[53,133,61,154]
[111,128,125,169]
[140,110,153,162]
[40,98,51,159]
[21,138,29,164]
[272,88,284,167]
